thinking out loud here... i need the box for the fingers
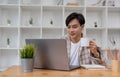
[89,40,97,48]
[95,58,102,64]
[106,48,120,60]
[114,49,118,60]
[89,40,97,53]
[91,57,102,64]
[106,48,114,60]
[117,50,120,60]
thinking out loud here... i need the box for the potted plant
[57,0,63,5]
[94,22,97,27]
[7,19,11,26]
[109,37,116,49]
[7,38,10,48]
[29,17,33,26]
[50,19,53,26]
[20,44,35,72]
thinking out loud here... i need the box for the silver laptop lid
[25,39,71,70]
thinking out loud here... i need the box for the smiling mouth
[70,33,75,36]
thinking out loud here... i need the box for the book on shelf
[66,3,79,6]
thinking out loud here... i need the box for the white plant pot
[7,45,10,48]
[21,58,34,72]
[7,24,11,26]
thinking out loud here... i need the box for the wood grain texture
[0,66,120,77]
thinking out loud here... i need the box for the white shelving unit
[0,0,120,69]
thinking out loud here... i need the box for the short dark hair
[65,12,85,26]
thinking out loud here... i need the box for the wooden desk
[0,66,120,77]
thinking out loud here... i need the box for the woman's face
[67,19,84,40]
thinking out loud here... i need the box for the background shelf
[107,29,120,49]
[0,0,120,68]
[20,6,41,27]
[0,6,19,27]
[0,28,18,48]
[0,49,19,68]
[20,28,41,48]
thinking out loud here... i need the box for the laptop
[25,39,80,71]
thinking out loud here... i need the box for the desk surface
[0,66,120,77]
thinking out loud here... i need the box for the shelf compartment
[42,0,63,6]
[42,28,63,38]
[0,28,18,48]
[107,29,120,49]
[0,49,19,68]
[107,0,120,7]
[86,7,106,28]
[20,6,41,27]
[0,6,19,27]
[21,0,41,5]
[85,0,106,6]
[86,27,106,29]
[0,0,19,4]
[20,28,41,48]
[42,6,63,28]
[64,6,84,14]
[108,7,120,28]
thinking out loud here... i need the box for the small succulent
[29,17,33,25]
[57,0,63,5]
[94,22,97,27]
[7,38,10,45]
[50,19,53,25]
[110,37,116,46]
[92,38,96,41]
[7,19,11,24]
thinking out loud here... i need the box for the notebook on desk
[25,39,80,71]
[80,64,106,69]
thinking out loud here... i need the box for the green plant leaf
[20,44,35,58]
